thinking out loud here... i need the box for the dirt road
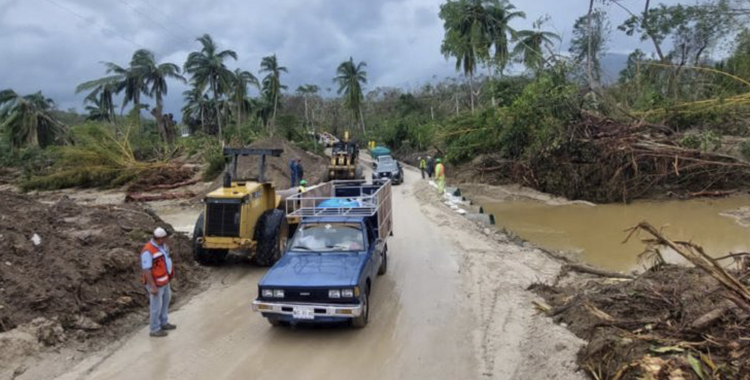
[52,166,584,380]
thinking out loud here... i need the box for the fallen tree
[465,114,750,203]
[534,222,750,380]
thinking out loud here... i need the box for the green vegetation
[3,1,750,201]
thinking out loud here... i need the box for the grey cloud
[0,0,690,115]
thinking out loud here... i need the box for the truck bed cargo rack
[285,180,393,239]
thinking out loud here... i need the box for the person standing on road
[289,159,298,188]
[296,159,305,183]
[435,158,446,194]
[418,157,427,179]
[141,227,176,338]
[427,156,435,178]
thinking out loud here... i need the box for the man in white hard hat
[140,227,176,337]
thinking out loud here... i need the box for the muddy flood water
[483,195,750,271]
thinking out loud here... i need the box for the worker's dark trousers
[420,169,425,179]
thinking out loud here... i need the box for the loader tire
[252,209,288,267]
[193,212,228,266]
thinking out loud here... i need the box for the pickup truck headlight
[341,289,355,298]
[262,289,274,298]
[273,289,285,298]
[329,289,341,298]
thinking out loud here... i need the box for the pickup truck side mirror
[372,162,377,169]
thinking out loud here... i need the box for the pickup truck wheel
[252,209,288,267]
[267,316,287,327]
[351,289,369,328]
[193,213,228,266]
[377,244,388,275]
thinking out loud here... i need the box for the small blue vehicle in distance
[252,180,393,327]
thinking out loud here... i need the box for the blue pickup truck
[252,180,393,327]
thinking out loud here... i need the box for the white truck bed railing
[285,180,393,240]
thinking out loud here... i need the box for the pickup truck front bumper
[252,300,363,319]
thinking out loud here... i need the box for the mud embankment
[0,192,206,379]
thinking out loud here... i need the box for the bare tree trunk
[431,106,435,120]
[271,90,279,136]
[455,93,459,116]
[586,0,598,92]
[487,66,496,107]
[469,74,475,113]
[358,105,366,133]
[212,81,222,141]
[643,0,666,61]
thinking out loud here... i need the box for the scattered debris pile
[534,222,750,380]
[0,192,206,343]
[458,114,750,202]
[125,164,199,202]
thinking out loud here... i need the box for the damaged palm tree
[21,124,192,192]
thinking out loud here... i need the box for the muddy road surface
[52,166,583,380]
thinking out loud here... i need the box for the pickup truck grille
[378,172,392,178]
[262,288,356,304]
[205,201,241,237]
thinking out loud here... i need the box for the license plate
[292,306,315,320]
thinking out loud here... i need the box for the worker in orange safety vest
[141,227,176,337]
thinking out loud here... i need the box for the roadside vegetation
[3,0,750,201]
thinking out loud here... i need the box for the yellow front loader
[192,148,288,266]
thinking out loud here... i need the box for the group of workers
[289,158,307,192]
[418,156,446,194]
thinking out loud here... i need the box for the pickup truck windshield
[289,223,365,253]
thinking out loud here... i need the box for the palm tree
[486,1,525,74]
[512,28,560,75]
[182,87,211,134]
[439,0,526,111]
[131,49,185,143]
[334,57,368,132]
[259,54,288,133]
[296,84,319,130]
[76,76,119,128]
[102,60,149,127]
[0,89,66,148]
[184,34,237,140]
[83,96,111,122]
[232,69,260,128]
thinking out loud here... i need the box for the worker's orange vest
[141,241,172,287]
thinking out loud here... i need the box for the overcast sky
[0,0,690,115]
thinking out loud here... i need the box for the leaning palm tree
[334,58,368,132]
[232,68,260,128]
[512,28,560,75]
[184,34,237,140]
[131,49,185,143]
[259,54,288,132]
[0,89,66,148]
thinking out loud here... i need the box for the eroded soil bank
[0,192,207,380]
